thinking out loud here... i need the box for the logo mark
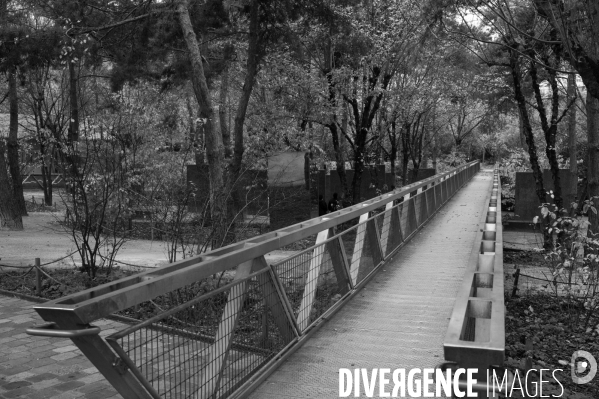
[571,350,597,384]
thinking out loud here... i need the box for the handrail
[29,161,481,399]
[443,166,505,391]
[26,322,101,338]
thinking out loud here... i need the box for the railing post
[297,229,330,331]
[425,187,435,217]
[198,259,258,398]
[405,195,418,237]
[35,258,41,296]
[327,236,352,293]
[367,217,384,267]
[419,191,429,224]
[414,193,425,227]
[349,213,369,285]
[385,205,403,257]
[254,257,299,341]
[379,201,394,257]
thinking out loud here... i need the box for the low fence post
[512,268,520,298]
[35,258,41,296]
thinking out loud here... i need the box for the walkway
[0,169,492,399]
[249,169,493,398]
[0,296,122,399]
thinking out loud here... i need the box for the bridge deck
[249,169,494,398]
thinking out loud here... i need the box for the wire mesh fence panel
[340,218,382,286]
[412,194,423,227]
[107,269,295,399]
[272,250,312,331]
[372,205,387,237]
[271,239,349,333]
[334,215,363,262]
[215,272,295,397]
[377,206,394,258]
[440,180,447,204]
[384,205,404,257]
[426,186,436,214]
[397,199,412,241]
[117,269,240,322]
[418,192,429,225]
[338,221,364,285]
[433,183,442,210]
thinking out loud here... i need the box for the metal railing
[442,166,507,396]
[27,161,480,399]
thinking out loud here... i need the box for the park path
[0,296,123,399]
[248,169,494,398]
[0,212,294,270]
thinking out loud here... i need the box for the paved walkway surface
[249,169,494,399]
[0,296,122,399]
[0,169,492,399]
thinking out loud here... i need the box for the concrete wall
[186,165,269,215]
[316,165,395,204]
[408,169,436,184]
[269,186,312,231]
[514,169,576,220]
[187,165,310,229]
[186,165,211,212]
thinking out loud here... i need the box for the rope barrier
[0,250,78,269]
[98,255,157,269]
[33,265,69,287]
[515,270,583,286]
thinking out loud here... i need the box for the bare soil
[503,250,598,399]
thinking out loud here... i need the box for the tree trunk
[219,63,231,158]
[586,93,599,232]
[328,122,349,204]
[432,134,437,172]
[530,58,562,208]
[0,0,23,229]
[510,48,546,206]
[231,0,261,180]
[567,73,578,203]
[42,164,53,206]
[348,69,390,204]
[177,0,226,246]
[38,124,54,206]
[7,69,27,216]
[0,140,23,230]
[401,123,410,185]
[323,33,349,204]
[390,121,397,177]
[518,107,528,151]
[351,135,365,204]
[68,59,79,142]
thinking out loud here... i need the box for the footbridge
[26,161,505,398]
